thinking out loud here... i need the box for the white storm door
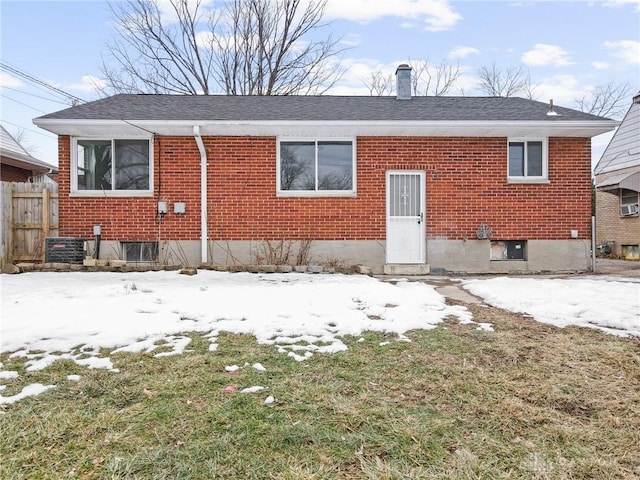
[386,171,425,264]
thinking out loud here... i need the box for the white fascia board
[34,118,618,139]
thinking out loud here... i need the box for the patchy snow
[240,386,265,394]
[1,270,638,404]
[0,271,471,403]
[463,277,640,337]
[0,383,56,405]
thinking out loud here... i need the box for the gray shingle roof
[36,94,611,123]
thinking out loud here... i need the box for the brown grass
[1,300,639,479]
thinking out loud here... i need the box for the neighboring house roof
[594,92,640,176]
[0,125,58,175]
[34,94,616,139]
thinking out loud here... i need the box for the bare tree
[9,128,38,155]
[364,60,460,97]
[215,0,344,95]
[102,0,215,94]
[410,59,460,96]
[364,70,394,96]
[575,81,632,119]
[101,0,344,95]
[477,62,531,97]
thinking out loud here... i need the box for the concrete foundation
[89,238,593,274]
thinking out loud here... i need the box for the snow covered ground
[1,271,638,404]
[462,276,640,337]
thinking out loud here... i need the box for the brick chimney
[395,64,412,100]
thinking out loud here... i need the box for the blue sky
[1,0,639,167]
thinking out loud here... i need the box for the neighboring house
[594,92,640,260]
[0,125,58,183]
[33,66,617,274]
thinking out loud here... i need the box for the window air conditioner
[620,203,639,216]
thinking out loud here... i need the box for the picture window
[277,139,355,196]
[74,138,151,194]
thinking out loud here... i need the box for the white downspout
[194,125,208,264]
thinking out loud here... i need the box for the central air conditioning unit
[620,203,639,216]
[45,237,87,263]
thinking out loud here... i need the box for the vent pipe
[395,64,412,100]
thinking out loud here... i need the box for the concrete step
[383,264,430,275]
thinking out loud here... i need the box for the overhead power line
[2,85,70,106]
[0,62,86,105]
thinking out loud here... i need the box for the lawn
[1,301,639,479]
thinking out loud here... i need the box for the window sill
[507,178,550,185]
[276,191,357,198]
[70,191,154,198]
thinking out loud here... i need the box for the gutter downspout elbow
[194,125,208,265]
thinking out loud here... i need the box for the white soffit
[33,119,617,139]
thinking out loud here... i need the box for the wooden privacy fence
[1,182,59,267]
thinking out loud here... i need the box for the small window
[122,242,158,263]
[278,139,355,195]
[621,245,639,260]
[508,139,547,182]
[620,189,639,216]
[74,138,152,194]
[490,240,526,261]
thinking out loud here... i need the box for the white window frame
[507,138,548,184]
[71,136,154,197]
[276,137,357,197]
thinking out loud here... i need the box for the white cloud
[340,33,362,48]
[592,61,611,70]
[0,72,23,88]
[323,0,462,31]
[522,44,573,67]
[533,74,581,106]
[449,46,479,59]
[155,0,216,23]
[603,0,640,12]
[67,75,107,93]
[604,40,640,64]
[327,58,399,95]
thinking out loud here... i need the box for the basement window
[122,242,158,263]
[277,139,355,196]
[73,138,152,195]
[508,139,548,183]
[621,245,639,260]
[490,240,527,261]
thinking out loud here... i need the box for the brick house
[1,125,58,183]
[594,92,640,260]
[33,66,616,274]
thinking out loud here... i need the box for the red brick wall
[0,159,32,182]
[57,135,593,241]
